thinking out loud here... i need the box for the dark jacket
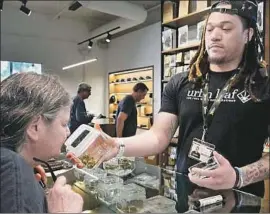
[0,147,48,213]
[69,95,93,133]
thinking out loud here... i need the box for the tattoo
[242,154,270,187]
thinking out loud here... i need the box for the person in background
[103,0,270,198]
[0,72,83,213]
[116,82,149,137]
[69,82,94,134]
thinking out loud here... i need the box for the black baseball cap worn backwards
[210,0,258,26]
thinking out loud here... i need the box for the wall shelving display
[160,0,268,200]
[108,66,154,131]
[108,66,157,165]
[161,0,212,91]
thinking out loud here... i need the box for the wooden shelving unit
[108,66,154,132]
[162,7,210,29]
[161,1,211,99]
[108,66,157,166]
[110,79,151,85]
[162,41,200,55]
[109,66,159,166]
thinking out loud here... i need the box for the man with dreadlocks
[100,0,270,198]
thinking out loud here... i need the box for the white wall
[0,5,107,114]
[83,47,108,115]
[106,22,161,115]
[1,5,161,116]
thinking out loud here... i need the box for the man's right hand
[47,176,83,213]
[101,137,120,162]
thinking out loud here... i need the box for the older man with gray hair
[69,82,94,133]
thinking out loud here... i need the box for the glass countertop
[47,159,269,213]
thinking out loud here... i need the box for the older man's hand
[188,151,236,190]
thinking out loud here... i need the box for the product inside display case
[141,195,177,213]
[116,183,146,213]
[46,122,270,213]
[103,157,135,177]
[83,168,107,192]
[128,172,159,190]
[97,175,124,205]
[45,155,270,214]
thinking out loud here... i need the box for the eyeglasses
[33,157,57,188]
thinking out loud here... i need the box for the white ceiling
[129,1,160,10]
[3,1,160,31]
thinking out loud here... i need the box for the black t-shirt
[0,147,48,212]
[160,70,270,197]
[116,95,137,137]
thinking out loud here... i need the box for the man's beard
[207,52,237,65]
[208,55,227,64]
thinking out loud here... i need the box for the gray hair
[0,72,71,152]
[77,82,91,93]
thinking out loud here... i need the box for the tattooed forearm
[241,154,270,187]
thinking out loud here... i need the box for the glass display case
[103,157,136,177]
[116,183,146,213]
[97,175,124,205]
[46,157,270,213]
[127,172,159,190]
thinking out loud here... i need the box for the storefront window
[1,61,42,81]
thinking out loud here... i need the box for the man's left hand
[188,151,236,190]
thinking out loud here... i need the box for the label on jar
[195,195,223,207]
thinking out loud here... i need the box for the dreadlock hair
[188,14,210,86]
[188,7,269,102]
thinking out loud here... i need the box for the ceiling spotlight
[69,1,82,11]
[20,4,31,16]
[0,0,3,11]
[88,40,93,49]
[106,33,111,43]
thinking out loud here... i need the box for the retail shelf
[110,91,153,95]
[138,116,152,118]
[162,7,210,29]
[110,79,152,84]
[137,126,149,130]
[162,42,200,55]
